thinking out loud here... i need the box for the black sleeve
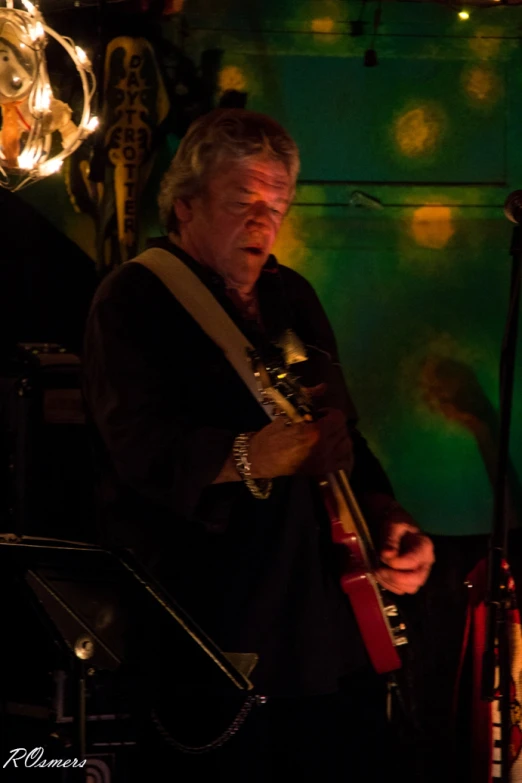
[82,264,236,520]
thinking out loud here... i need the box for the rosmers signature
[3,747,86,769]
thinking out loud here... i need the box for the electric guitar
[249,349,408,674]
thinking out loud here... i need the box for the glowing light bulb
[85,116,99,132]
[75,46,90,67]
[39,158,63,176]
[458,10,470,19]
[34,83,52,112]
[18,148,40,169]
[29,21,44,41]
[21,0,36,14]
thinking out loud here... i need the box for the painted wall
[17,0,522,535]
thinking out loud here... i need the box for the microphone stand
[481,220,522,782]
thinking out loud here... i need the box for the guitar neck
[327,468,378,570]
[259,380,378,568]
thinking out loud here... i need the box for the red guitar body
[320,471,407,674]
[319,472,406,674]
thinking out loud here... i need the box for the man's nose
[247,201,271,225]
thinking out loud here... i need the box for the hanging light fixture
[0,0,96,191]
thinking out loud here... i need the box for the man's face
[174,156,292,291]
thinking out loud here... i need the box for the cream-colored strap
[128,247,273,419]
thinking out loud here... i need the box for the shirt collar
[145,235,280,289]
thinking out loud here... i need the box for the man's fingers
[375,563,432,595]
[381,537,434,568]
[380,552,425,570]
[376,524,435,595]
[381,522,419,554]
[302,382,328,399]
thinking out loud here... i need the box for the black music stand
[0,533,259,780]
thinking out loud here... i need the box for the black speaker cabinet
[0,342,95,543]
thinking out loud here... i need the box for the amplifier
[0,342,95,542]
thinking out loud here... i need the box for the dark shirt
[82,238,395,697]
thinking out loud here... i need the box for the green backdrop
[17,0,522,535]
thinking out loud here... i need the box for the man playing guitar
[83,108,435,782]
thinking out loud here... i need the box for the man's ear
[173,197,193,226]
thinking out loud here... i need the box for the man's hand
[249,408,353,479]
[212,406,352,485]
[374,514,435,595]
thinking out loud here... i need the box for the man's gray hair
[157,108,300,234]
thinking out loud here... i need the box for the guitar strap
[128,247,276,751]
[128,247,277,421]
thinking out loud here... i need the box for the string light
[0,0,97,191]
[75,45,89,66]
[28,19,43,40]
[33,82,52,113]
[458,10,470,19]
[17,146,39,170]
[39,157,63,175]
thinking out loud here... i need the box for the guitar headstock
[247,348,314,424]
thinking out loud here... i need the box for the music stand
[0,533,259,779]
